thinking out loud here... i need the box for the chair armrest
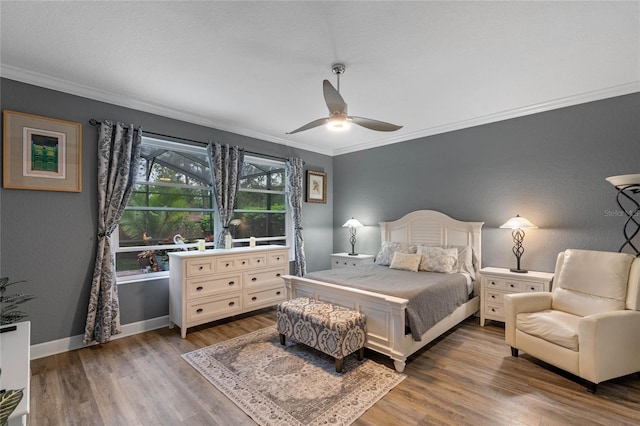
[504,292,553,346]
[578,310,640,383]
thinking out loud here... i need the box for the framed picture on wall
[306,170,327,203]
[3,110,82,192]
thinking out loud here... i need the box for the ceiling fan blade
[349,116,403,132]
[323,80,347,114]
[286,117,328,134]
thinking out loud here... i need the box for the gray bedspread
[304,264,470,341]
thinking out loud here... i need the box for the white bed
[281,210,484,372]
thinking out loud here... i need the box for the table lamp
[500,214,537,273]
[342,217,364,256]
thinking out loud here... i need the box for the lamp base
[348,253,359,256]
[509,268,528,273]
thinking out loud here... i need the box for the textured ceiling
[1,1,638,156]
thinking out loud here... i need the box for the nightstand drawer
[484,290,504,304]
[522,282,544,292]
[484,303,503,318]
[485,278,506,290]
[504,280,524,292]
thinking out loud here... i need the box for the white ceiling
[1,1,638,156]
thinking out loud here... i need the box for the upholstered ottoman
[276,297,367,373]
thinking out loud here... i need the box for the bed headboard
[379,210,484,266]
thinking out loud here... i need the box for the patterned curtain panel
[286,157,307,276]
[209,143,245,249]
[84,121,142,345]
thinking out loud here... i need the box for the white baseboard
[29,316,170,360]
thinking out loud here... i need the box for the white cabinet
[479,267,554,326]
[0,321,30,426]
[169,246,288,338]
[330,253,375,269]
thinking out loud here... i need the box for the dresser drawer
[249,254,267,267]
[268,251,288,266]
[185,258,215,277]
[504,280,524,292]
[522,282,544,292]
[186,294,242,323]
[244,285,286,308]
[244,266,287,289]
[216,256,250,272]
[186,274,241,299]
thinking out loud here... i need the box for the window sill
[117,271,169,285]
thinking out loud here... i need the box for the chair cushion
[516,310,581,351]
[552,249,634,317]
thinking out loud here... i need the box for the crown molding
[3,64,637,157]
[332,81,640,156]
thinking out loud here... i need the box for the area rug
[182,326,406,426]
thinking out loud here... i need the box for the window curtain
[286,157,307,276]
[208,142,245,249]
[84,121,142,345]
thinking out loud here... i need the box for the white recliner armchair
[504,249,640,392]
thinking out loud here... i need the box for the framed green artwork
[3,110,82,192]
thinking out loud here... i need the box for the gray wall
[0,78,333,345]
[333,93,640,273]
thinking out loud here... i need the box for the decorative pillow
[417,246,458,273]
[389,252,422,272]
[419,245,477,279]
[375,242,417,266]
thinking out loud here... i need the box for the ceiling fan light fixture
[327,116,351,131]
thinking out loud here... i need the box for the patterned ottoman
[276,297,367,373]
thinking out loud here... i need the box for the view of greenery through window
[115,137,287,279]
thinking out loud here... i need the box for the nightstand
[479,267,554,326]
[331,253,375,269]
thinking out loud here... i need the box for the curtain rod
[88,119,289,162]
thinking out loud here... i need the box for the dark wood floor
[29,309,640,425]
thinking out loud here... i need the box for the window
[232,156,287,246]
[114,139,289,281]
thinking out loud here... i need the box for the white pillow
[389,252,422,272]
[417,246,458,273]
[375,242,417,266]
[419,245,477,279]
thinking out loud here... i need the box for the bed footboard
[281,274,410,370]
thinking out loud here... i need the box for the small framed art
[306,170,327,203]
[3,110,82,192]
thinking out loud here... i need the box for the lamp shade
[342,218,364,228]
[499,215,537,229]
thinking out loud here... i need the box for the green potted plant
[0,277,34,424]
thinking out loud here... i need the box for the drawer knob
[276,291,281,295]
[196,308,203,314]
[242,261,246,265]
[276,273,281,277]
[229,301,235,307]
[196,286,203,291]
[276,257,280,260]
[491,281,496,285]
[251,296,257,301]
[530,287,535,291]
[491,295,496,299]
[491,308,496,312]
[257,259,261,263]
[252,277,257,282]
[344,262,348,265]
[199,266,204,270]
[225,263,230,267]
[228,281,235,286]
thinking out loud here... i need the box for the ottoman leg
[279,333,286,345]
[357,347,364,361]
[335,357,344,373]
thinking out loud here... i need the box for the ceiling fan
[286,64,403,134]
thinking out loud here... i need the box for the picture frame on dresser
[306,170,326,203]
[3,110,82,192]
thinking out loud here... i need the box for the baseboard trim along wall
[29,316,170,360]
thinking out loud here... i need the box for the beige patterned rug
[182,326,406,426]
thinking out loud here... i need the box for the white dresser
[0,321,30,426]
[330,253,375,269]
[169,245,289,338]
[479,267,554,326]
